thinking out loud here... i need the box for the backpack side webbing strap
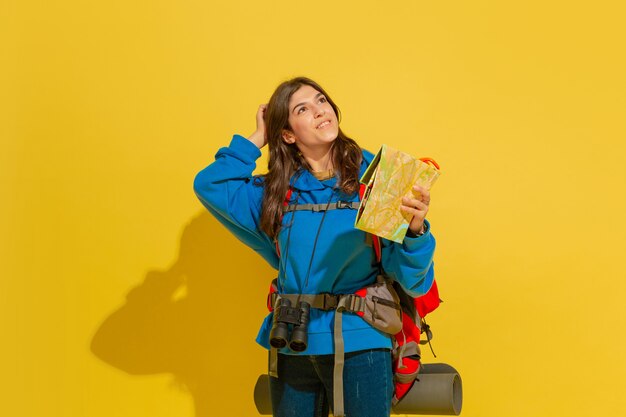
[333,298,347,417]
[268,348,278,378]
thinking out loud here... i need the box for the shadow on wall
[90,211,272,417]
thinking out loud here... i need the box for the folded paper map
[355,145,441,243]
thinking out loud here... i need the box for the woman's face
[282,84,339,154]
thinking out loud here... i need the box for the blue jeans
[269,348,393,417]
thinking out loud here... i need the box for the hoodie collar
[288,151,373,191]
[289,169,331,191]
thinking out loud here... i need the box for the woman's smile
[316,120,332,129]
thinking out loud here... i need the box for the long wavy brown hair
[260,77,362,240]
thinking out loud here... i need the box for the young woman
[194,77,436,417]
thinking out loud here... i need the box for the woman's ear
[281,129,296,144]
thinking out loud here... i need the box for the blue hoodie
[193,134,436,355]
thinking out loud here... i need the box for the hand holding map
[355,145,441,243]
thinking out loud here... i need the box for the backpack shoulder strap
[275,188,294,258]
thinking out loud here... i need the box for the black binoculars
[269,298,310,352]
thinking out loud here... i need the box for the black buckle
[322,293,339,310]
[336,201,351,209]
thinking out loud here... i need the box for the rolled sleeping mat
[254,373,273,415]
[392,363,462,415]
[253,363,462,415]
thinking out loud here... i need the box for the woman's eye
[319,97,327,103]
[298,107,306,114]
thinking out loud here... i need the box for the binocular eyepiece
[269,298,310,352]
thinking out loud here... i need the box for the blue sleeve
[193,134,279,269]
[380,220,436,297]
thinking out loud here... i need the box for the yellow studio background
[2,1,625,416]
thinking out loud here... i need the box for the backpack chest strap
[284,201,360,213]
